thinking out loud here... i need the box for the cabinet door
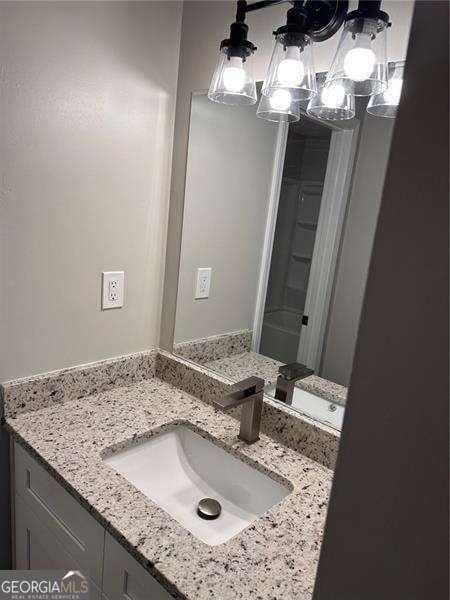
[15,495,102,600]
[102,533,173,600]
[14,442,104,585]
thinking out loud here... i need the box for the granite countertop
[204,351,348,406]
[6,375,333,600]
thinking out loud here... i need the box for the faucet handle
[230,376,265,395]
[278,362,313,381]
[214,376,265,410]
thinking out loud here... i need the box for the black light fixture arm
[242,0,291,15]
[218,1,352,63]
[227,1,350,42]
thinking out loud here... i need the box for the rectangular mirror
[173,74,399,431]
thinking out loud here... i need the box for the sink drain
[197,498,222,520]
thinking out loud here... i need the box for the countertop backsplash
[1,348,340,469]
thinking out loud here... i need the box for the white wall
[161,0,414,349]
[0,1,182,380]
[174,94,278,342]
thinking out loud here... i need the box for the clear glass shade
[324,17,388,97]
[367,61,404,118]
[208,47,257,106]
[262,33,317,101]
[307,83,355,120]
[256,88,300,123]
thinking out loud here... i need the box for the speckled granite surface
[6,376,333,600]
[1,350,157,419]
[156,351,340,469]
[1,349,340,469]
[204,350,282,384]
[203,351,347,406]
[174,330,252,364]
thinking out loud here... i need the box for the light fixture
[256,88,300,123]
[367,60,404,118]
[208,3,257,106]
[208,1,401,126]
[261,2,317,102]
[208,0,347,113]
[324,0,390,96]
[307,82,355,120]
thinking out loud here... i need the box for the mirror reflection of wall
[174,94,278,349]
[174,84,396,430]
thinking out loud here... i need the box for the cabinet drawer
[102,533,173,600]
[14,442,104,586]
[15,494,102,600]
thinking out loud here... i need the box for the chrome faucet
[275,362,314,405]
[213,376,265,444]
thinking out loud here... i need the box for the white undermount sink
[103,425,290,545]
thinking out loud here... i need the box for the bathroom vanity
[14,442,170,600]
[3,350,335,600]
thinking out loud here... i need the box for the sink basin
[103,425,290,545]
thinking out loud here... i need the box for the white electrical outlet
[195,267,212,299]
[102,271,124,309]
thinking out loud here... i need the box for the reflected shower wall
[260,119,331,364]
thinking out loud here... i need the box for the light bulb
[385,77,403,104]
[343,34,376,82]
[276,46,305,87]
[269,89,292,111]
[222,56,246,93]
[321,84,346,108]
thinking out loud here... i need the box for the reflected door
[255,116,356,370]
[259,121,331,363]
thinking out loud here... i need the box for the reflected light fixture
[257,88,300,122]
[324,0,390,96]
[367,60,404,118]
[307,82,355,120]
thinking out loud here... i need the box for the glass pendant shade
[256,88,300,123]
[367,61,404,118]
[208,47,257,106]
[262,33,317,101]
[324,17,388,97]
[307,83,355,120]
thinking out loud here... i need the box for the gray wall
[174,95,278,343]
[322,111,395,386]
[161,0,414,352]
[0,1,182,381]
[314,3,448,594]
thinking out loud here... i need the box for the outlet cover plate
[195,267,212,299]
[102,271,124,309]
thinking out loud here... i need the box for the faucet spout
[213,376,265,444]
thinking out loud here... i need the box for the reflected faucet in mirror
[275,362,314,405]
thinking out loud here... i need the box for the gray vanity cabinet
[13,442,105,585]
[102,533,171,600]
[14,494,103,600]
[13,442,172,600]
